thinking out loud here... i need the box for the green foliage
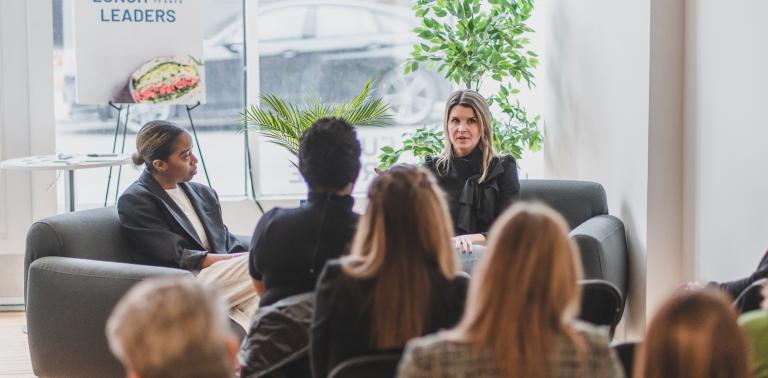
[242,79,392,158]
[378,126,444,169]
[406,0,537,91]
[379,0,543,169]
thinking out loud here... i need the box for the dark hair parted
[298,118,361,191]
[132,121,186,172]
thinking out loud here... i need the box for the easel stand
[104,101,212,206]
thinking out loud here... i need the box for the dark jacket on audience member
[718,249,768,300]
[239,293,315,378]
[117,170,246,270]
[311,260,469,378]
[425,147,520,237]
[249,193,359,307]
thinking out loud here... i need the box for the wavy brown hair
[435,90,496,182]
[634,289,750,378]
[341,165,459,349]
[448,202,585,377]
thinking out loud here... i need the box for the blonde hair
[634,289,751,378]
[106,277,233,378]
[435,90,496,182]
[449,202,585,377]
[342,165,459,349]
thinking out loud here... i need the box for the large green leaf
[241,79,392,158]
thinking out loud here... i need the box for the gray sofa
[24,207,194,378]
[23,179,627,378]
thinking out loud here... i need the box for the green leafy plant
[379,0,542,168]
[242,79,392,158]
[379,126,444,168]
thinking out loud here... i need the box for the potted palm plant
[242,79,392,162]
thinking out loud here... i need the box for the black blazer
[311,260,468,378]
[425,148,520,236]
[117,170,246,270]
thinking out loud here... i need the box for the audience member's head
[342,165,458,348]
[106,277,237,378]
[298,117,361,194]
[451,202,583,377]
[635,289,750,378]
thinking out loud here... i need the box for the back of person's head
[106,277,236,378]
[635,289,750,378]
[132,120,187,172]
[298,117,361,192]
[452,202,583,377]
[342,165,458,349]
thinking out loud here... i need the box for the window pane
[254,0,452,197]
[257,7,308,41]
[52,0,247,207]
[316,6,378,37]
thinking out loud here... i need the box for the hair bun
[131,152,144,166]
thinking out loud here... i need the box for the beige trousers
[196,254,260,331]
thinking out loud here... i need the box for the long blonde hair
[449,202,585,377]
[435,90,496,182]
[342,165,459,349]
[634,289,751,378]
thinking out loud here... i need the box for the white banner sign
[73,0,205,105]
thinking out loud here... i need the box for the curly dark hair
[298,118,361,191]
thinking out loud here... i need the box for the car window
[258,7,308,41]
[315,6,378,37]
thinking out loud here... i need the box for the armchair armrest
[26,256,191,378]
[570,215,628,301]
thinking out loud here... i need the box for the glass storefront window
[52,0,455,203]
[52,0,248,207]
[252,0,452,197]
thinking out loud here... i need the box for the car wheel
[379,69,437,125]
[125,105,173,133]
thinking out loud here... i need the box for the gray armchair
[24,207,193,378]
[519,180,628,302]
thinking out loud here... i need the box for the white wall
[685,1,768,282]
[0,1,57,301]
[646,0,685,316]
[540,0,651,335]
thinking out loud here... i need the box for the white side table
[0,154,132,212]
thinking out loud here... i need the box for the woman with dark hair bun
[118,120,258,331]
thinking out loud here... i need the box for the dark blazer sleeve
[209,188,247,254]
[478,156,520,238]
[118,192,208,270]
[496,155,521,217]
[311,261,343,378]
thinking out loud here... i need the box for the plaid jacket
[396,321,624,378]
